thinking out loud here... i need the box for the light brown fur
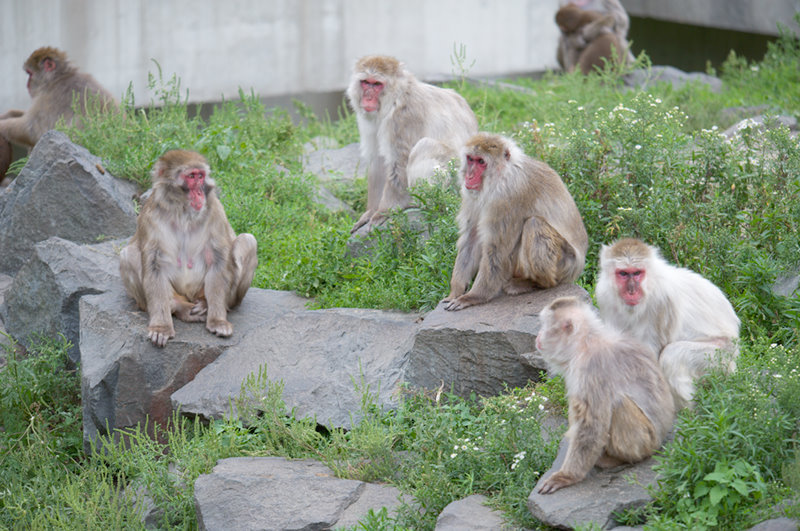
[595,239,740,409]
[119,150,257,347]
[535,296,675,494]
[443,133,588,311]
[345,55,478,232]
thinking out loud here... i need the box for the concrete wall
[621,0,800,36]
[0,0,561,111]
[2,1,797,113]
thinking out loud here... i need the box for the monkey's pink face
[360,79,384,113]
[25,69,33,94]
[182,168,207,211]
[615,267,645,306]
[464,155,486,190]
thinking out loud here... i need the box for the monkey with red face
[443,133,588,311]
[119,150,257,347]
[595,238,740,409]
[346,55,478,232]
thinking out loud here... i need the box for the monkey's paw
[148,325,175,348]
[207,318,233,337]
[537,472,576,495]
[443,295,477,311]
[351,209,375,233]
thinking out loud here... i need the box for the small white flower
[538,404,545,411]
[635,144,642,150]
[450,453,457,459]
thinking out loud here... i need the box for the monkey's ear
[504,148,510,161]
[43,58,56,72]
[561,319,574,334]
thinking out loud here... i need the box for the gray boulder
[172,285,587,431]
[302,142,366,184]
[407,283,589,398]
[528,438,660,529]
[435,494,511,531]
[2,237,124,364]
[747,517,800,531]
[624,65,723,93]
[722,114,799,140]
[0,273,13,354]
[80,287,308,452]
[171,306,419,430]
[194,457,406,531]
[0,130,137,274]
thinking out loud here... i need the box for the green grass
[1,21,799,530]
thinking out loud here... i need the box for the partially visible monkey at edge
[346,55,478,233]
[595,238,740,409]
[0,46,117,180]
[535,296,675,494]
[443,133,588,311]
[119,150,258,348]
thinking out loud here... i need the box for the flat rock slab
[527,438,659,529]
[172,307,420,429]
[407,283,590,397]
[194,457,405,531]
[80,287,308,451]
[435,494,510,530]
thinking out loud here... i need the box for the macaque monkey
[556,5,627,74]
[345,55,478,232]
[119,150,258,347]
[535,296,675,494]
[0,47,116,180]
[556,0,632,72]
[595,239,740,409]
[443,133,588,311]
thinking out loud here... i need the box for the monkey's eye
[467,155,486,166]
[361,80,383,88]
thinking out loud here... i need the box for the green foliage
[648,341,798,529]
[390,385,560,529]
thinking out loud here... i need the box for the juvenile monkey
[0,47,116,179]
[595,238,740,409]
[443,133,588,311]
[345,55,478,232]
[119,150,257,347]
[556,5,627,74]
[535,296,675,494]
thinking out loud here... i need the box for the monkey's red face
[465,155,486,190]
[181,168,207,211]
[615,267,645,306]
[360,79,384,113]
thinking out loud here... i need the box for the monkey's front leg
[141,256,176,347]
[145,288,175,348]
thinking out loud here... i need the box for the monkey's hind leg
[606,396,659,463]
[228,233,258,309]
[515,216,577,289]
[119,243,148,311]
